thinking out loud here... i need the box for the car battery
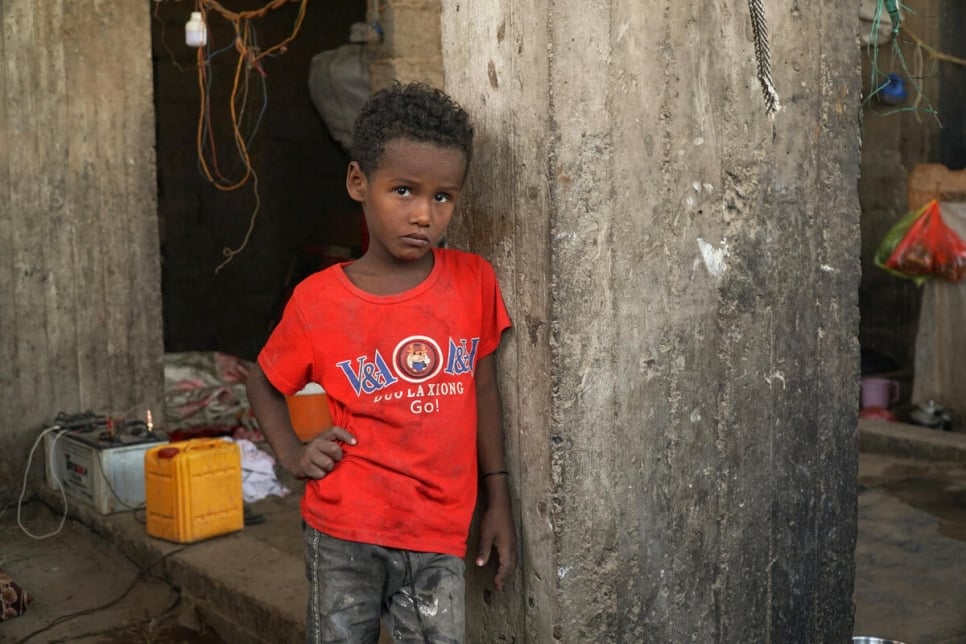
[43,420,166,515]
[144,438,243,543]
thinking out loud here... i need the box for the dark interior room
[151,0,367,361]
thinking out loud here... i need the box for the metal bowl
[853,637,908,644]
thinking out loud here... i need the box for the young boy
[246,82,517,643]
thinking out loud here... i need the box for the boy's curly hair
[350,81,474,176]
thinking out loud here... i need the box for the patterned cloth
[164,352,263,441]
[0,570,31,620]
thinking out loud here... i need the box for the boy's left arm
[474,353,517,591]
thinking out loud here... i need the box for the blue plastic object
[879,73,907,106]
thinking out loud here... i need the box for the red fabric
[258,248,510,557]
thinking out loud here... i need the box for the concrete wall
[0,1,163,495]
[443,1,861,641]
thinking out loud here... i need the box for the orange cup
[285,384,332,441]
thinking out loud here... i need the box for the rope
[885,0,902,36]
[862,1,941,125]
[905,26,966,68]
[747,0,780,117]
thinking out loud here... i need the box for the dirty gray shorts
[303,525,466,644]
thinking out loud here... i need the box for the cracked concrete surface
[2,421,965,643]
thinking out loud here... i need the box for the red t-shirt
[257,248,511,557]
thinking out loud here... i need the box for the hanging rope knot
[885,0,902,36]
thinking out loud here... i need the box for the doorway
[150,0,366,360]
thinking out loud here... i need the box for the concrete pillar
[443,2,861,642]
[0,0,163,492]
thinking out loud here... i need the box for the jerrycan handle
[181,438,233,452]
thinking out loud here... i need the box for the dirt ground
[2,451,965,643]
[0,500,229,644]
[853,453,966,643]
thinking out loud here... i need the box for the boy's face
[347,138,467,266]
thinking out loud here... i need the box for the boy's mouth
[402,233,431,246]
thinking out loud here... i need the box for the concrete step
[34,480,308,644]
[858,417,966,462]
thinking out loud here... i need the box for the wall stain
[525,313,546,345]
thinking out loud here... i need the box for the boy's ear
[346,162,367,202]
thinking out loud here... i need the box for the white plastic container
[185,11,207,47]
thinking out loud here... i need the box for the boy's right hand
[285,426,357,480]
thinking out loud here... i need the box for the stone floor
[1,420,965,643]
[853,452,966,643]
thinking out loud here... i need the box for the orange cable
[178,0,308,269]
[254,0,306,61]
[217,43,253,191]
[192,0,307,191]
[215,171,261,274]
[203,0,289,23]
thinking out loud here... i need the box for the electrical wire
[94,448,148,513]
[12,408,160,538]
[173,0,307,270]
[142,1,309,270]
[7,415,184,642]
[14,545,190,644]
[215,171,261,274]
[151,0,187,73]
[190,1,306,188]
[114,401,153,423]
[16,426,70,539]
[0,498,14,522]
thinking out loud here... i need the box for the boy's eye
[434,193,451,203]
[394,186,411,196]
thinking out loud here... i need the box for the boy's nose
[411,199,432,226]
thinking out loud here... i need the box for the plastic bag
[874,205,925,283]
[874,199,966,284]
[308,43,368,151]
